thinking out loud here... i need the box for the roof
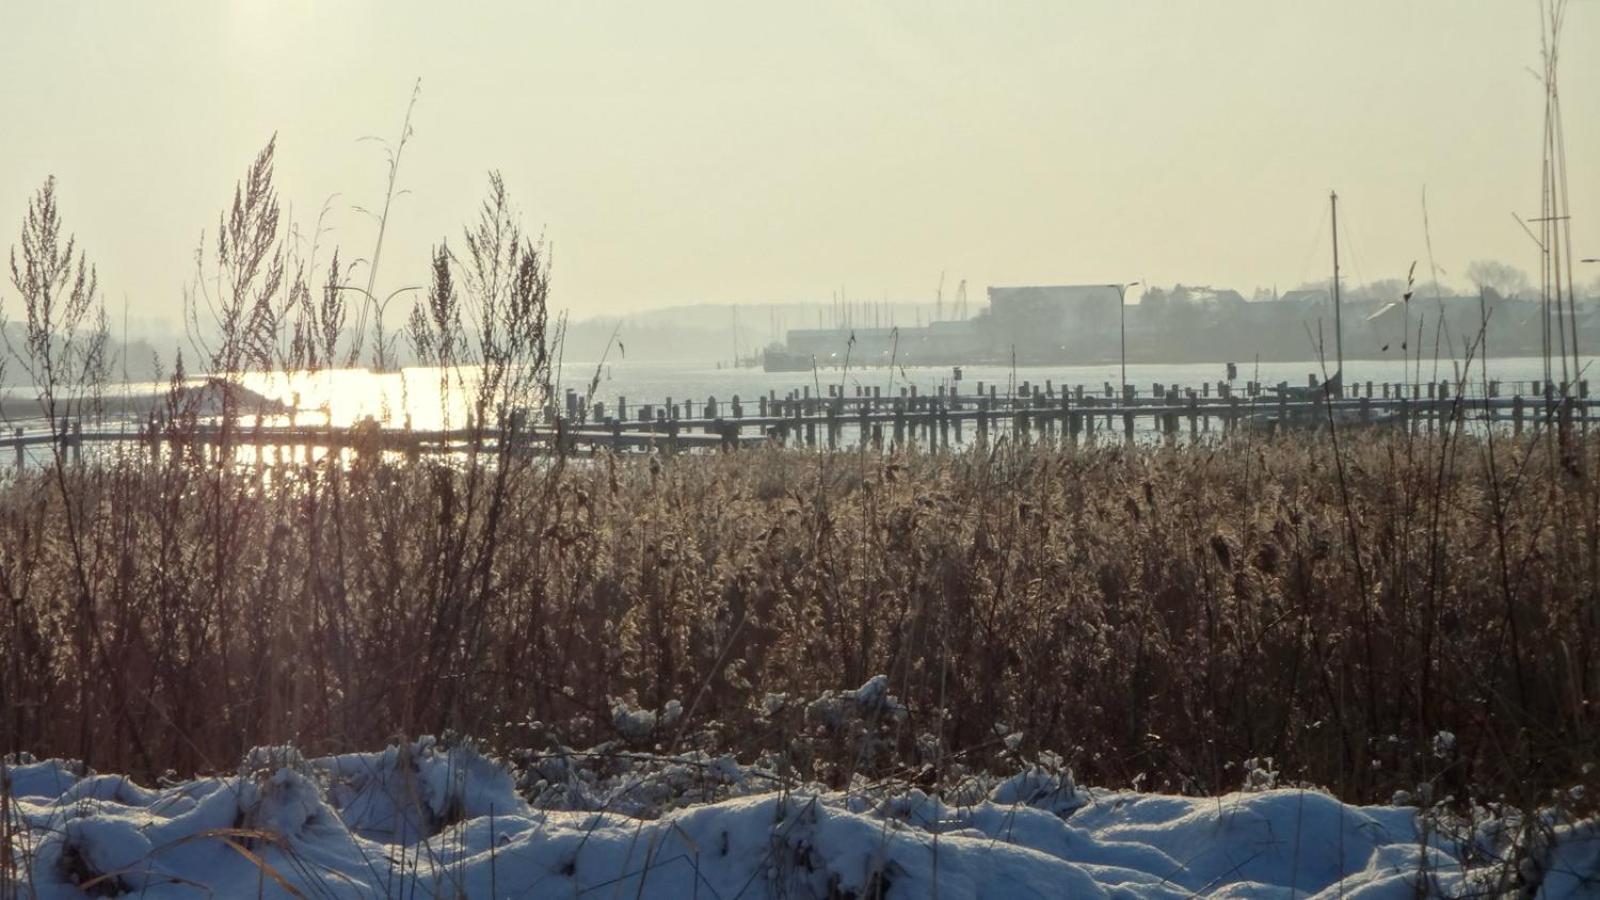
[1279,289,1330,307]
[986,285,1122,305]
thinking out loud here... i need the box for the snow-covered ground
[4,738,1597,898]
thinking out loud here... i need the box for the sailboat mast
[1330,190,1343,390]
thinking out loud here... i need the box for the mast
[1330,190,1343,392]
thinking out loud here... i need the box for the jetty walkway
[3,374,1591,466]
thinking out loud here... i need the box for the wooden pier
[3,375,1591,467]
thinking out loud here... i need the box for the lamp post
[1113,281,1140,396]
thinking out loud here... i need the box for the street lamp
[1112,281,1140,396]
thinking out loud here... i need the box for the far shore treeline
[5,270,1595,381]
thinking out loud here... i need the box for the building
[775,284,1128,367]
[985,285,1122,362]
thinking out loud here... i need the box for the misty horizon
[3,1,1596,332]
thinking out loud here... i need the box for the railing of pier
[3,374,1591,470]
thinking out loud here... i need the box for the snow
[4,739,1597,897]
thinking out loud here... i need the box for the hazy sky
[1,1,1595,329]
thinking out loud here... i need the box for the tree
[1583,274,1600,304]
[1351,278,1408,304]
[1465,260,1531,299]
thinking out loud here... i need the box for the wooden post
[1513,395,1524,435]
[13,427,22,471]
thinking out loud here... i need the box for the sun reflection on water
[239,366,489,431]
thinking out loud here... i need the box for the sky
[0,1,1595,333]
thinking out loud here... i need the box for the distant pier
[3,373,1591,468]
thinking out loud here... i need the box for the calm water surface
[227,355,1578,431]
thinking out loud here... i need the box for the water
[0,354,1579,458]
[211,355,1566,431]
[2,353,1574,420]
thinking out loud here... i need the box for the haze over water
[2,2,1594,332]
[211,356,1561,433]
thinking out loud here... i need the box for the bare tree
[1465,259,1532,299]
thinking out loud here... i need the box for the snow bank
[4,740,1595,898]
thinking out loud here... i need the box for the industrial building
[773,284,1123,367]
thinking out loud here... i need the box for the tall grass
[0,142,1596,826]
[2,422,1598,809]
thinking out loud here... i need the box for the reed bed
[2,424,1597,812]
[2,139,1595,826]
